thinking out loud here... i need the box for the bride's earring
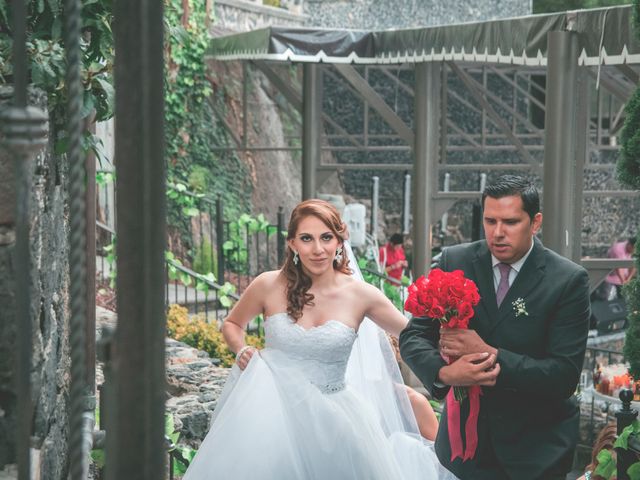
[334,246,343,265]
[293,250,299,266]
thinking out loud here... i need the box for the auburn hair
[281,199,350,321]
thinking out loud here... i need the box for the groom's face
[483,195,542,264]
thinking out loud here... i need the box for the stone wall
[0,87,70,478]
[304,0,531,29]
[214,0,307,31]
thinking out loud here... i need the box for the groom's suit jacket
[399,238,590,480]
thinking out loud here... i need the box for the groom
[400,175,590,480]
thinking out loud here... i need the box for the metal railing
[97,173,287,295]
[577,346,628,469]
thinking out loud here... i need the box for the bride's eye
[321,234,334,241]
[300,235,312,242]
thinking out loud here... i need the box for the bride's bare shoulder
[251,270,286,289]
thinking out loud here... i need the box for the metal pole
[1,4,48,480]
[441,172,450,234]
[109,0,166,478]
[85,116,97,392]
[12,0,27,108]
[302,64,321,200]
[370,176,379,238]
[412,63,441,278]
[216,196,225,284]
[542,31,581,260]
[2,107,48,480]
[277,206,285,266]
[64,0,94,476]
[402,172,411,235]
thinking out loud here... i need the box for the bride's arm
[361,283,408,337]
[221,271,274,368]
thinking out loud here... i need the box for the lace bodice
[264,313,358,393]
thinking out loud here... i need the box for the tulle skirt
[183,349,453,480]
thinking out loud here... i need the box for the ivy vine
[0,0,115,140]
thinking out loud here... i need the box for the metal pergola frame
[206,5,640,284]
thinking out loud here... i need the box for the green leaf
[222,241,235,251]
[220,282,236,295]
[220,295,232,308]
[195,280,209,293]
[173,447,197,475]
[94,76,115,119]
[54,136,69,155]
[180,272,192,286]
[629,462,640,480]
[82,89,96,119]
[91,449,106,468]
[182,207,199,217]
[203,272,216,283]
[594,449,616,478]
[615,421,640,450]
[168,266,178,281]
[164,414,175,437]
[165,251,175,261]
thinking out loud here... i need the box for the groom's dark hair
[482,175,540,221]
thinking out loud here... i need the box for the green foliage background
[0,0,115,141]
[164,0,253,245]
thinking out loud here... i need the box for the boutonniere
[512,298,529,317]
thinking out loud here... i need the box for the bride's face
[289,215,341,276]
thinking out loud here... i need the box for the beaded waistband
[314,381,346,394]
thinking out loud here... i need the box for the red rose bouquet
[404,268,482,461]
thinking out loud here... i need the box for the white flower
[512,298,529,318]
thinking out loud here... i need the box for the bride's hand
[235,346,258,370]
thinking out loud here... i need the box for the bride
[183,199,456,479]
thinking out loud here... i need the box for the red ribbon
[446,385,482,462]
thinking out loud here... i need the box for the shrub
[192,239,217,276]
[166,304,264,367]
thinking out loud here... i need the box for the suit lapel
[489,238,546,334]
[472,243,499,330]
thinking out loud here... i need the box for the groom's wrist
[436,365,450,386]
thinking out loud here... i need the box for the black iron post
[0,3,49,480]
[109,0,166,478]
[64,0,95,477]
[216,195,225,284]
[616,389,638,480]
[277,206,285,266]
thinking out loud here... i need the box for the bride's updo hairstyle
[283,199,350,321]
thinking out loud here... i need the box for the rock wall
[214,0,307,31]
[304,0,531,29]
[0,87,70,478]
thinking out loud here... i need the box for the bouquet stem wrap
[446,385,482,461]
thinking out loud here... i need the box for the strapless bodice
[264,313,357,393]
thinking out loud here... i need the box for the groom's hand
[439,328,498,358]
[438,352,500,387]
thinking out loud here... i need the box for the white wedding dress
[183,310,457,479]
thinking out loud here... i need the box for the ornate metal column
[108,0,167,478]
[542,30,587,262]
[302,63,321,200]
[0,3,48,480]
[412,62,441,278]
